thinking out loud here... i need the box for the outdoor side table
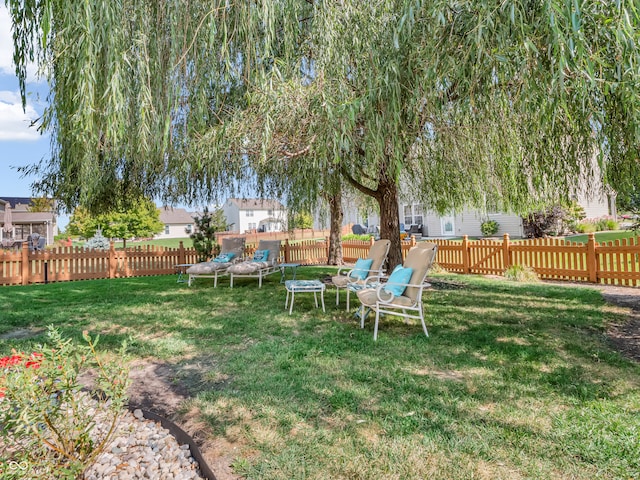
[284,279,326,315]
[279,263,301,283]
[174,263,194,283]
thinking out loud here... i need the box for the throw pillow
[384,265,413,296]
[253,249,269,261]
[213,252,236,263]
[352,258,374,280]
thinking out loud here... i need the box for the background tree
[66,198,163,247]
[288,211,313,230]
[27,197,54,212]
[7,1,640,269]
[190,207,227,262]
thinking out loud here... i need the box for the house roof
[0,197,56,212]
[3,211,55,223]
[159,207,194,224]
[227,198,285,211]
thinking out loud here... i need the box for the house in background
[0,197,58,246]
[222,199,287,233]
[155,207,195,239]
[400,188,614,238]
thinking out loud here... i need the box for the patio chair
[356,242,437,340]
[331,239,391,310]
[186,237,246,287]
[228,239,282,288]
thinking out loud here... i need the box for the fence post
[284,239,291,263]
[502,233,510,270]
[587,232,597,283]
[325,236,330,263]
[21,242,29,285]
[462,235,470,274]
[109,242,117,279]
[178,241,186,265]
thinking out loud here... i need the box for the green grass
[1,271,639,479]
[567,230,638,244]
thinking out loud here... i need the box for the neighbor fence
[1,233,639,287]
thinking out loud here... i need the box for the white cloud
[0,5,41,79]
[0,6,16,76]
[0,90,42,141]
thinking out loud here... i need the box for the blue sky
[0,6,58,216]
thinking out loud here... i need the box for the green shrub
[575,222,597,233]
[504,264,539,283]
[480,220,499,236]
[595,218,619,231]
[341,233,373,242]
[0,327,129,479]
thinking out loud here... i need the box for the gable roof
[227,198,285,211]
[159,207,194,224]
[0,197,35,208]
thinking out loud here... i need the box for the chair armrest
[336,265,355,276]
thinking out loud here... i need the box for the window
[413,204,423,225]
[267,209,274,216]
[185,224,193,234]
[164,225,170,234]
[246,210,254,217]
[248,222,256,230]
[403,205,412,225]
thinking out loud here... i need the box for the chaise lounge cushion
[186,237,246,275]
[187,261,230,274]
[227,240,281,275]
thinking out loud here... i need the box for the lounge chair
[356,242,437,340]
[186,237,246,287]
[228,240,282,288]
[331,239,391,310]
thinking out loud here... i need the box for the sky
[0,6,59,219]
[0,6,255,232]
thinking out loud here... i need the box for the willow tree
[7,0,640,268]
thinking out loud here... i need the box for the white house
[400,188,614,238]
[156,207,195,239]
[222,199,287,233]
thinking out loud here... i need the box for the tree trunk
[327,192,343,265]
[376,180,402,272]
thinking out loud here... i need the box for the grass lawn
[1,270,639,479]
[566,230,639,244]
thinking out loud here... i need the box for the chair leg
[420,307,429,337]
[346,288,350,311]
[314,291,319,308]
[335,287,339,306]
[374,306,381,341]
[289,291,295,315]
[321,289,325,312]
[188,275,193,287]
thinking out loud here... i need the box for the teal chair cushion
[253,249,269,261]
[352,258,374,280]
[213,252,236,263]
[384,265,413,297]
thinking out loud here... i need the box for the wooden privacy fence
[429,233,640,286]
[2,233,640,287]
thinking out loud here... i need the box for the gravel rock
[83,409,206,480]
